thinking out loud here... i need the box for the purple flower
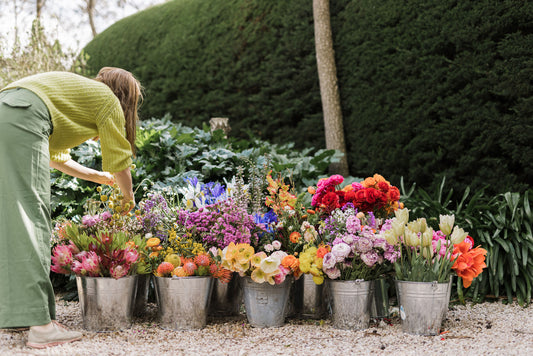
[324,266,341,279]
[356,237,373,253]
[322,252,337,269]
[346,215,361,234]
[331,243,351,261]
[360,250,379,267]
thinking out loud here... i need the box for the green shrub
[83,0,532,198]
[51,116,340,219]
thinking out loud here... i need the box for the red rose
[365,187,381,204]
[387,186,400,201]
[344,190,356,203]
[377,181,390,193]
[322,191,339,209]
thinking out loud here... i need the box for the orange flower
[289,231,301,243]
[156,262,174,276]
[307,186,316,195]
[362,177,377,188]
[451,242,487,288]
[316,246,329,259]
[149,251,159,258]
[306,209,316,215]
[146,237,161,248]
[194,253,211,267]
[182,259,198,276]
[281,255,300,270]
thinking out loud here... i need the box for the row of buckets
[76,273,452,335]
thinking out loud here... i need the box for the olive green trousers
[0,88,56,328]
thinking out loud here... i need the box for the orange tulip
[451,242,487,288]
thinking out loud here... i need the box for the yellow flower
[421,228,434,247]
[250,252,267,268]
[312,275,324,285]
[251,268,266,284]
[299,260,311,273]
[164,254,181,268]
[235,244,254,265]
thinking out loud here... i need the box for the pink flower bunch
[50,231,141,279]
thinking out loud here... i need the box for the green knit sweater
[2,72,132,173]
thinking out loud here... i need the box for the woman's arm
[50,159,115,185]
[50,160,135,213]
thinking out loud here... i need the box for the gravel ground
[1,297,532,356]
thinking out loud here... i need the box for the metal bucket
[289,274,327,319]
[395,278,453,335]
[242,276,292,328]
[154,276,213,330]
[370,278,390,318]
[133,274,151,317]
[208,272,242,316]
[328,279,374,330]
[76,275,138,331]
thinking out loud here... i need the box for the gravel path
[1,297,532,356]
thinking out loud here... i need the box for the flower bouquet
[380,208,487,335]
[309,173,401,219]
[315,205,399,329]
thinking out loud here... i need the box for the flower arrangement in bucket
[50,184,148,279]
[317,206,399,330]
[381,208,488,335]
[143,215,234,330]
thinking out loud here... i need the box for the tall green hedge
[83,0,532,196]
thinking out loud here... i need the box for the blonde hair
[95,67,142,156]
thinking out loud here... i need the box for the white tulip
[439,214,455,236]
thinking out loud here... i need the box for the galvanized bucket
[76,275,138,331]
[289,274,327,319]
[395,278,453,335]
[133,274,151,317]
[208,272,242,316]
[242,276,292,328]
[154,276,213,330]
[328,279,374,330]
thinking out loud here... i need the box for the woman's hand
[96,172,115,186]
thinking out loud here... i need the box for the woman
[0,67,142,348]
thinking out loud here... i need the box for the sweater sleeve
[50,148,71,163]
[97,104,132,173]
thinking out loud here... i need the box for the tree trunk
[36,0,45,19]
[86,0,97,37]
[313,0,349,176]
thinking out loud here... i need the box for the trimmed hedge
[83,0,532,197]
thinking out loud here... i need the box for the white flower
[264,244,274,253]
[272,240,282,250]
[144,233,153,239]
[331,243,351,260]
[260,255,281,274]
[450,226,468,244]
[394,208,410,225]
[439,214,455,236]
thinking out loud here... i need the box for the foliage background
[83,0,532,197]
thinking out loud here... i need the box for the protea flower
[194,254,211,267]
[124,248,139,264]
[51,245,73,268]
[156,262,174,276]
[182,260,198,276]
[110,264,130,279]
[81,251,101,276]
